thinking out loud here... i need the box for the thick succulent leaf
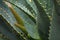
[5,0,40,39]
[33,0,50,40]
[49,0,60,40]
[0,1,40,39]
[12,5,35,28]
[0,1,25,34]
[37,0,47,14]
[34,0,50,34]
[37,0,53,19]
[49,12,60,40]
[26,0,50,37]
[54,0,60,16]
[46,0,54,16]
[25,0,50,38]
[0,1,15,30]
[6,0,35,19]
[0,15,20,40]
[0,1,28,40]
[26,0,38,15]
[12,5,40,39]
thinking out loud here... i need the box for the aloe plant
[0,0,60,40]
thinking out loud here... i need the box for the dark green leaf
[33,0,50,40]
[49,0,60,40]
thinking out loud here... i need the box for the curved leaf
[0,1,27,40]
[33,0,50,40]
[0,16,20,40]
[11,4,40,39]
[6,0,35,20]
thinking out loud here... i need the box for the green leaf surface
[49,13,60,40]
[0,1,25,34]
[0,15,20,40]
[6,0,35,19]
[12,5,40,39]
[33,0,50,40]
[0,0,40,39]
[26,0,38,15]
[49,0,60,40]
[37,0,53,18]
[0,1,27,40]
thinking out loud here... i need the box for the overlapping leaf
[0,15,20,40]
[0,1,26,40]
[11,4,40,39]
[4,0,41,39]
[6,0,35,19]
[49,0,60,40]
[33,0,50,40]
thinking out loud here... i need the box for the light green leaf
[6,0,35,19]
[0,1,26,39]
[11,4,40,39]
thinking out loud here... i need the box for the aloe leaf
[1,1,40,39]
[26,0,38,15]
[49,12,60,40]
[46,0,54,16]
[12,5,35,28]
[37,0,53,19]
[0,1,28,40]
[6,0,35,20]
[49,0,60,40]
[10,4,40,39]
[4,1,24,26]
[54,0,60,16]
[0,15,20,40]
[33,0,50,40]
[0,1,18,32]
[23,0,50,39]
[37,0,47,12]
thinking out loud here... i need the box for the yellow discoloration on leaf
[4,1,24,26]
[15,23,27,34]
[4,1,12,8]
[4,1,27,33]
